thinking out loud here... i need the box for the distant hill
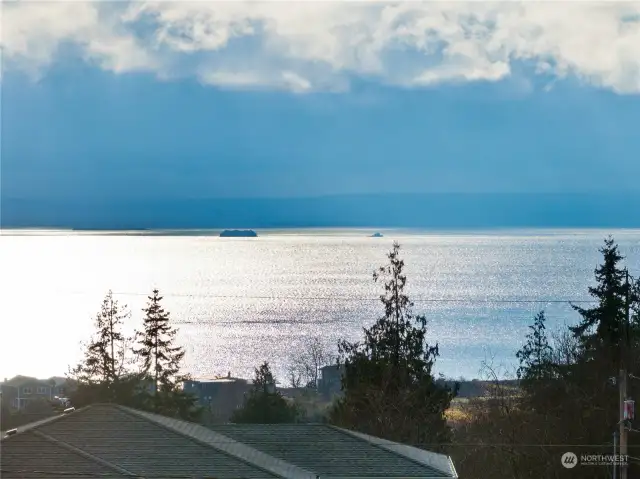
[2,193,639,229]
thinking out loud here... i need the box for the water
[1,228,638,382]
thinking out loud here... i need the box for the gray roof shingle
[1,431,127,479]
[1,404,457,478]
[2,404,280,478]
[209,424,454,478]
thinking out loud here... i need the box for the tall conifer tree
[70,291,130,401]
[330,242,455,449]
[135,289,186,398]
[570,236,630,364]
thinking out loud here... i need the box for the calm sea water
[1,228,638,382]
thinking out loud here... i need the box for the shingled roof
[1,403,458,478]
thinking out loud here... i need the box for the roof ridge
[114,404,317,479]
[1,405,93,440]
[326,425,455,478]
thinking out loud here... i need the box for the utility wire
[57,290,598,304]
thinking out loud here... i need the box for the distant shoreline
[2,227,639,238]
[3,193,639,230]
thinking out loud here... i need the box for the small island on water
[220,229,258,237]
[370,232,384,238]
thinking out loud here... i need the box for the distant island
[370,232,383,237]
[4,193,640,229]
[220,229,258,237]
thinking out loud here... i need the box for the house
[317,364,345,399]
[0,376,71,410]
[183,375,251,422]
[1,403,458,478]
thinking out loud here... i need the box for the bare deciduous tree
[550,327,580,367]
[286,337,333,389]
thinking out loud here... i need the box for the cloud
[196,68,313,92]
[1,0,639,94]
[0,1,157,78]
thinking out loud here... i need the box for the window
[23,387,32,395]
[58,387,65,395]
[37,386,48,394]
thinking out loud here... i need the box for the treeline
[58,241,457,447]
[199,237,640,478]
[67,289,201,421]
[38,236,640,478]
[454,237,640,478]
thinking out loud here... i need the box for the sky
[1,0,640,204]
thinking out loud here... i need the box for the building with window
[183,375,251,423]
[0,376,70,410]
[317,365,345,399]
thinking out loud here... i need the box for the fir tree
[135,289,186,398]
[330,242,455,449]
[516,311,553,383]
[570,236,630,362]
[515,311,560,413]
[69,291,130,401]
[231,362,299,424]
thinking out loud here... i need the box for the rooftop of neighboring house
[1,403,458,479]
[1,375,71,388]
[187,374,248,383]
[189,378,241,383]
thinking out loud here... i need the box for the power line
[58,290,597,304]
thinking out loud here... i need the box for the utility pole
[620,269,631,479]
[614,430,618,479]
[620,369,628,479]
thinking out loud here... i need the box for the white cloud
[1,1,639,94]
[196,68,312,92]
[0,1,157,77]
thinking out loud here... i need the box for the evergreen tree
[459,238,640,479]
[570,236,630,363]
[135,289,186,396]
[134,289,200,420]
[67,289,200,420]
[632,276,640,335]
[514,310,566,415]
[516,311,553,383]
[330,242,455,449]
[231,362,299,424]
[69,291,131,401]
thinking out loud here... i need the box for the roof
[1,432,122,479]
[1,375,70,388]
[1,404,457,479]
[189,378,241,384]
[2,376,46,387]
[1,405,286,479]
[210,424,457,478]
[186,375,248,383]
